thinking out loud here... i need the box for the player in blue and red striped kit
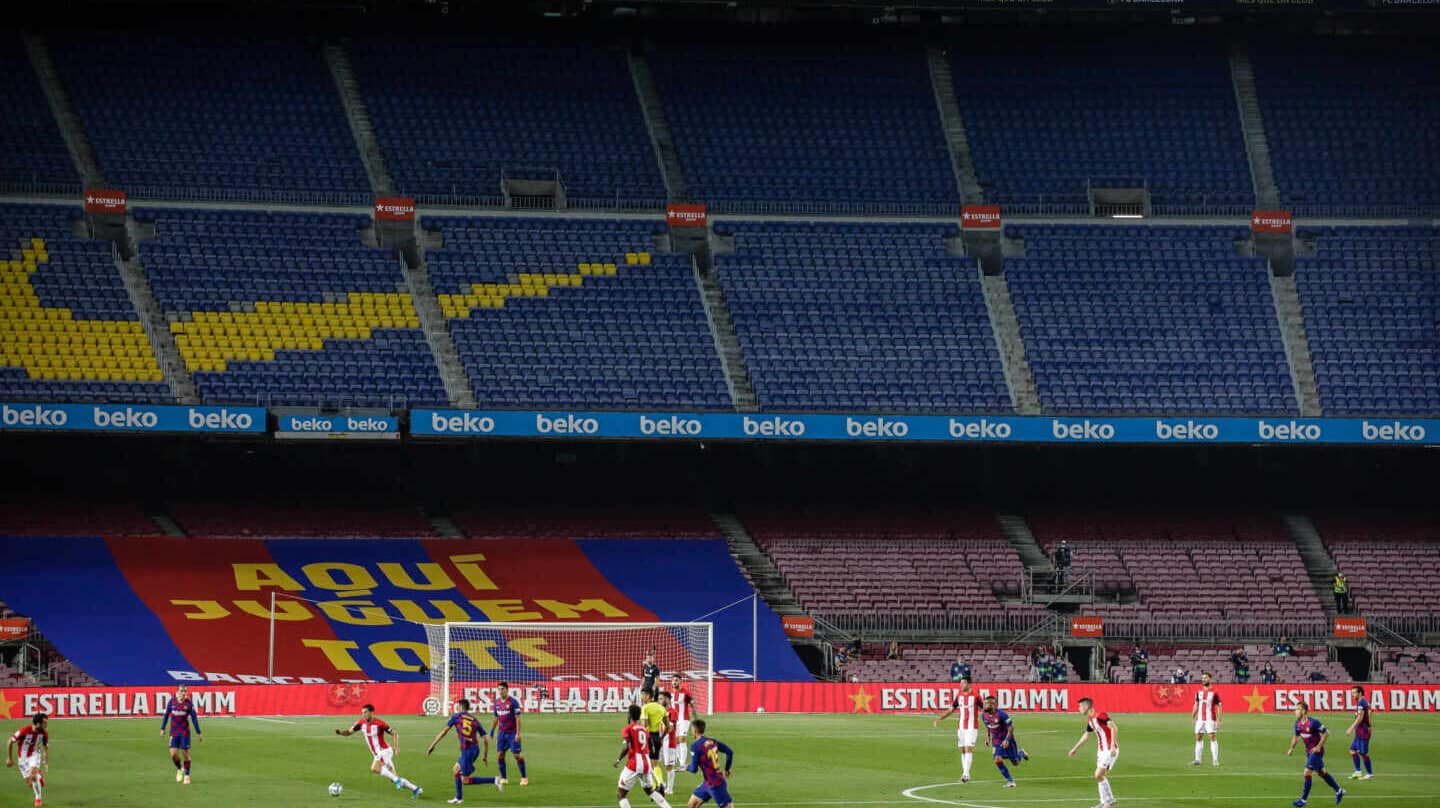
[1345,685,1374,780]
[980,696,1027,788]
[686,720,733,808]
[428,699,500,806]
[491,681,528,786]
[160,685,202,784]
[1287,701,1345,807]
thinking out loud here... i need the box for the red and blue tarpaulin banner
[0,536,810,685]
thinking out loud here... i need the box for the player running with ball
[334,704,423,799]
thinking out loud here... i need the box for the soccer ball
[328,782,344,797]
[756,706,765,713]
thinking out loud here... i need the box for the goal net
[423,622,713,716]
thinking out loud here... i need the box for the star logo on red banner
[848,686,875,713]
[1243,687,1271,713]
[0,689,16,720]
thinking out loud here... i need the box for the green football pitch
[8,712,1438,807]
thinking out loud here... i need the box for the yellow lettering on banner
[471,599,542,622]
[392,599,472,624]
[318,600,392,626]
[303,638,364,671]
[510,638,565,668]
[449,554,499,591]
[452,640,501,671]
[372,641,431,672]
[377,562,455,591]
[171,600,230,620]
[535,598,628,619]
[233,563,303,591]
[234,599,314,621]
[303,563,378,592]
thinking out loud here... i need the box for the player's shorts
[692,781,733,807]
[1350,737,1370,755]
[675,719,691,742]
[1096,748,1119,773]
[662,738,682,768]
[617,764,654,792]
[1304,752,1326,772]
[16,754,41,780]
[168,734,192,751]
[457,745,480,777]
[956,729,979,748]
[648,731,663,759]
[496,731,522,755]
[372,747,395,769]
[1194,720,1218,735]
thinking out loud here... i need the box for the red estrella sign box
[961,205,1002,229]
[1251,210,1293,234]
[665,204,707,228]
[374,197,416,222]
[83,189,127,214]
[6,682,1440,719]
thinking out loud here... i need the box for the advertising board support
[960,205,1004,275]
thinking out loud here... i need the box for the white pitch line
[902,780,1434,806]
[247,716,296,724]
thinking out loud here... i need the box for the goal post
[424,622,714,716]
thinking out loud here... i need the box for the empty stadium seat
[0,203,171,403]
[138,208,447,408]
[350,39,665,205]
[955,35,1253,212]
[651,43,957,213]
[1253,38,1440,213]
[1316,514,1440,621]
[426,217,730,409]
[717,221,1011,413]
[1296,227,1440,416]
[0,34,77,190]
[1007,225,1297,415]
[51,33,370,200]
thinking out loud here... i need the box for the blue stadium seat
[350,39,665,205]
[0,35,77,190]
[1007,225,1297,415]
[716,221,1011,413]
[139,209,447,408]
[426,217,730,410]
[955,36,1253,212]
[651,44,957,213]
[51,34,370,201]
[1297,227,1440,416]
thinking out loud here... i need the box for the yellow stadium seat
[638,252,652,265]
[625,253,638,265]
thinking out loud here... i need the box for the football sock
[32,780,42,800]
[173,758,182,770]
[1211,741,1220,764]
[996,762,1012,783]
[498,759,507,780]
[396,776,418,791]
[1194,741,1204,762]
[620,799,632,808]
[184,761,191,776]
[1302,774,1313,801]
[1321,772,1340,792]
[667,769,676,794]
[1362,755,1372,775]
[455,776,464,800]
[518,759,527,778]
[1099,779,1114,803]
[961,752,973,778]
[1351,753,1362,772]
[648,790,672,808]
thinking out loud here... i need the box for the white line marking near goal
[247,716,297,724]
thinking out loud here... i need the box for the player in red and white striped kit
[669,675,694,768]
[5,712,48,808]
[933,678,985,783]
[1191,671,1222,767]
[614,705,672,808]
[1069,697,1119,808]
[334,704,422,797]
